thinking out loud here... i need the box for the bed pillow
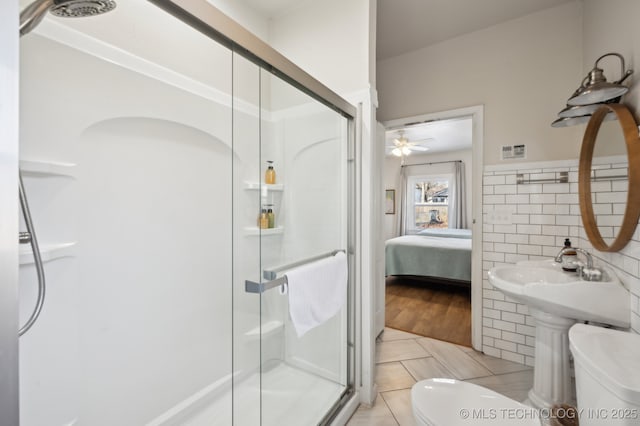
[417,228,472,239]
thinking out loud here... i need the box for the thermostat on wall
[501,144,526,160]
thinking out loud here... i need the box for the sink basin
[488,259,630,328]
[488,259,631,410]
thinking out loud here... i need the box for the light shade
[567,53,633,106]
[558,96,621,118]
[551,111,617,128]
[391,147,402,157]
[558,103,601,119]
[551,115,592,128]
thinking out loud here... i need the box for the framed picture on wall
[385,189,395,215]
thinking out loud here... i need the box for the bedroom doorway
[382,105,483,350]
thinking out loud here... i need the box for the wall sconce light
[568,53,633,105]
[551,52,633,127]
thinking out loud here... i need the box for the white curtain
[450,161,467,229]
[398,165,408,235]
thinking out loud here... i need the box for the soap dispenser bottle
[561,238,577,272]
[265,160,276,184]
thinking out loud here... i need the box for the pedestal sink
[488,259,630,409]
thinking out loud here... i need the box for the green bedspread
[385,235,472,281]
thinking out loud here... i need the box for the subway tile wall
[482,157,640,366]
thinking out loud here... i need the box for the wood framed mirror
[579,103,640,252]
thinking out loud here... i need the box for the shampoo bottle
[267,207,275,228]
[258,209,269,229]
[265,160,276,184]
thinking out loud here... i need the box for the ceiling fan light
[401,146,411,155]
[391,147,402,157]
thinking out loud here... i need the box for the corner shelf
[244,320,284,340]
[19,242,77,265]
[20,160,76,178]
[244,226,284,236]
[243,182,284,191]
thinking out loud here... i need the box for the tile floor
[346,328,534,425]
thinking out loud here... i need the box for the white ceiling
[377,0,575,60]
[385,117,472,156]
[235,0,314,17]
[231,0,575,60]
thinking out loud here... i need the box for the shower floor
[180,362,346,426]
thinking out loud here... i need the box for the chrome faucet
[554,247,593,269]
[554,246,604,281]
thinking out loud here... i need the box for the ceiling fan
[386,130,431,157]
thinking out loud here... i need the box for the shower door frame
[0,3,20,425]
[149,0,359,424]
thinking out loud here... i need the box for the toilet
[412,324,640,425]
[412,378,539,425]
[569,324,640,425]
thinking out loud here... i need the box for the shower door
[232,54,354,426]
[14,1,354,424]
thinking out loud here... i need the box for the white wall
[581,0,640,332]
[19,34,235,426]
[206,0,270,40]
[377,1,584,165]
[268,0,372,96]
[583,0,640,118]
[384,149,472,240]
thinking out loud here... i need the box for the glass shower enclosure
[14,0,356,424]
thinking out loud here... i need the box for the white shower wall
[20,17,348,426]
[19,32,234,426]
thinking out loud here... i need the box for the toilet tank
[569,324,640,425]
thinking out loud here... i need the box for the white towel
[286,252,348,337]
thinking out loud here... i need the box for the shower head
[20,0,116,37]
[50,0,117,18]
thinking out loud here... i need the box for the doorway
[382,105,483,350]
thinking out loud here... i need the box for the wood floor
[385,275,472,347]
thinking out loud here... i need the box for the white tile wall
[482,158,640,367]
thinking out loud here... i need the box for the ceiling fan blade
[394,136,409,145]
[409,137,435,144]
[410,146,429,151]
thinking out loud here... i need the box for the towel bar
[245,275,288,294]
[591,169,628,181]
[516,171,568,185]
[245,249,345,294]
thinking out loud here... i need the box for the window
[407,175,450,231]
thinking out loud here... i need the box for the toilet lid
[412,379,540,425]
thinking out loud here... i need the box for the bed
[385,228,472,282]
